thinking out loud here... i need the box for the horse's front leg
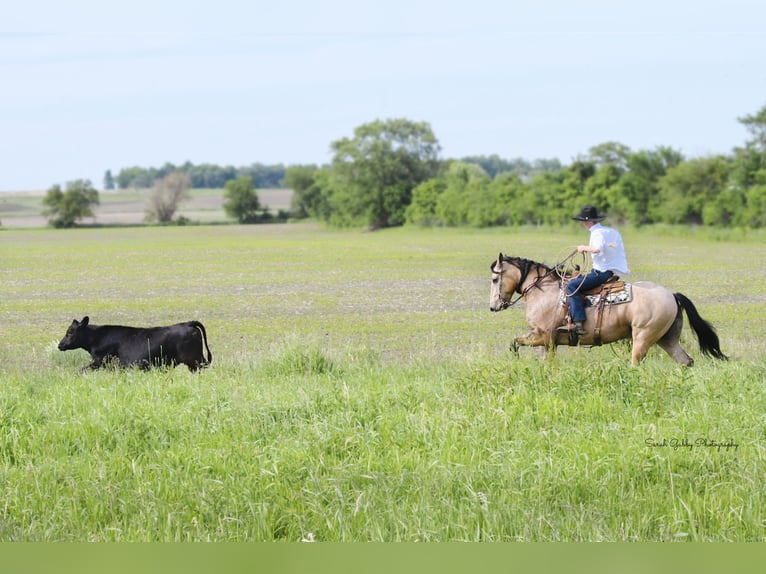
[511,330,554,357]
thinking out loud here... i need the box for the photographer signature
[645,437,739,452]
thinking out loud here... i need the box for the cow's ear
[81,316,89,326]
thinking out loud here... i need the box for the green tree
[489,172,530,226]
[730,103,766,227]
[405,178,447,226]
[523,170,566,225]
[742,178,766,227]
[146,172,191,223]
[657,156,730,224]
[613,147,684,225]
[42,179,99,228]
[737,104,766,154]
[223,176,261,223]
[326,118,441,229]
[284,164,321,219]
[557,160,597,222]
[584,164,623,220]
[434,161,487,227]
[586,141,632,171]
[116,166,157,189]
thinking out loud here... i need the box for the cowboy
[559,205,630,335]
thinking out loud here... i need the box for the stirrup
[558,322,585,335]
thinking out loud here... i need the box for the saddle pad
[585,282,633,307]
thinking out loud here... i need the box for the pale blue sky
[2,0,764,191]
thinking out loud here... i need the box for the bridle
[493,253,575,309]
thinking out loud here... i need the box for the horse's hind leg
[630,335,652,365]
[631,328,673,365]
[656,313,694,366]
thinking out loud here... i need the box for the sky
[2,0,765,191]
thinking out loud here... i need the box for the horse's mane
[492,255,553,275]
[492,255,559,295]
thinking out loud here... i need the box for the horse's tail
[674,293,727,360]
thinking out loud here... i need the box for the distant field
[0,188,292,227]
[0,224,765,541]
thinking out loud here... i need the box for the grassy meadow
[0,223,765,541]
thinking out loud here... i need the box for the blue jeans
[566,269,613,322]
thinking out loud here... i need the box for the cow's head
[58,316,90,351]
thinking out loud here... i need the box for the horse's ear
[81,316,89,326]
[498,252,504,263]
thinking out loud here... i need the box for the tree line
[285,107,766,229]
[106,162,287,190]
[39,104,766,228]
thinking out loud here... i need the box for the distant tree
[741,176,766,227]
[433,161,488,226]
[114,162,287,190]
[103,170,115,190]
[583,163,623,219]
[730,103,766,228]
[238,163,286,188]
[284,164,321,219]
[326,118,441,229]
[223,176,261,223]
[405,178,447,226]
[460,154,562,180]
[146,172,190,223]
[187,163,238,188]
[489,172,529,225]
[460,155,522,178]
[116,166,157,189]
[42,179,99,228]
[586,141,632,172]
[611,147,684,225]
[658,156,731,224]
[523,170,567,225]
[737,104,766,154]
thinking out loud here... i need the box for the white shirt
[589,223,630,274]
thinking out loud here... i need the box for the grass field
[1,223,765,541]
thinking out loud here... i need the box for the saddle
[559,276,633,346]
[581,275,621,297]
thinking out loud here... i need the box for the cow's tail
[674,293,727,360]
[191,321,213,367]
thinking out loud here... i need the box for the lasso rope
[554,247,591,296]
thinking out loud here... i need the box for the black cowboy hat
[572,205,606,222]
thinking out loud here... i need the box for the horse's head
[489,252,522,312]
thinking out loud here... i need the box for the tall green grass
[0,224,764,540]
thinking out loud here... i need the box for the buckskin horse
[489,252,727,365]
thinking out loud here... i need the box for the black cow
[58,316,212,371]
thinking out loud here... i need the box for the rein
[496,251,577,309]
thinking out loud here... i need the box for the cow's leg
[86,356,104,370]
[137,359,151,370]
